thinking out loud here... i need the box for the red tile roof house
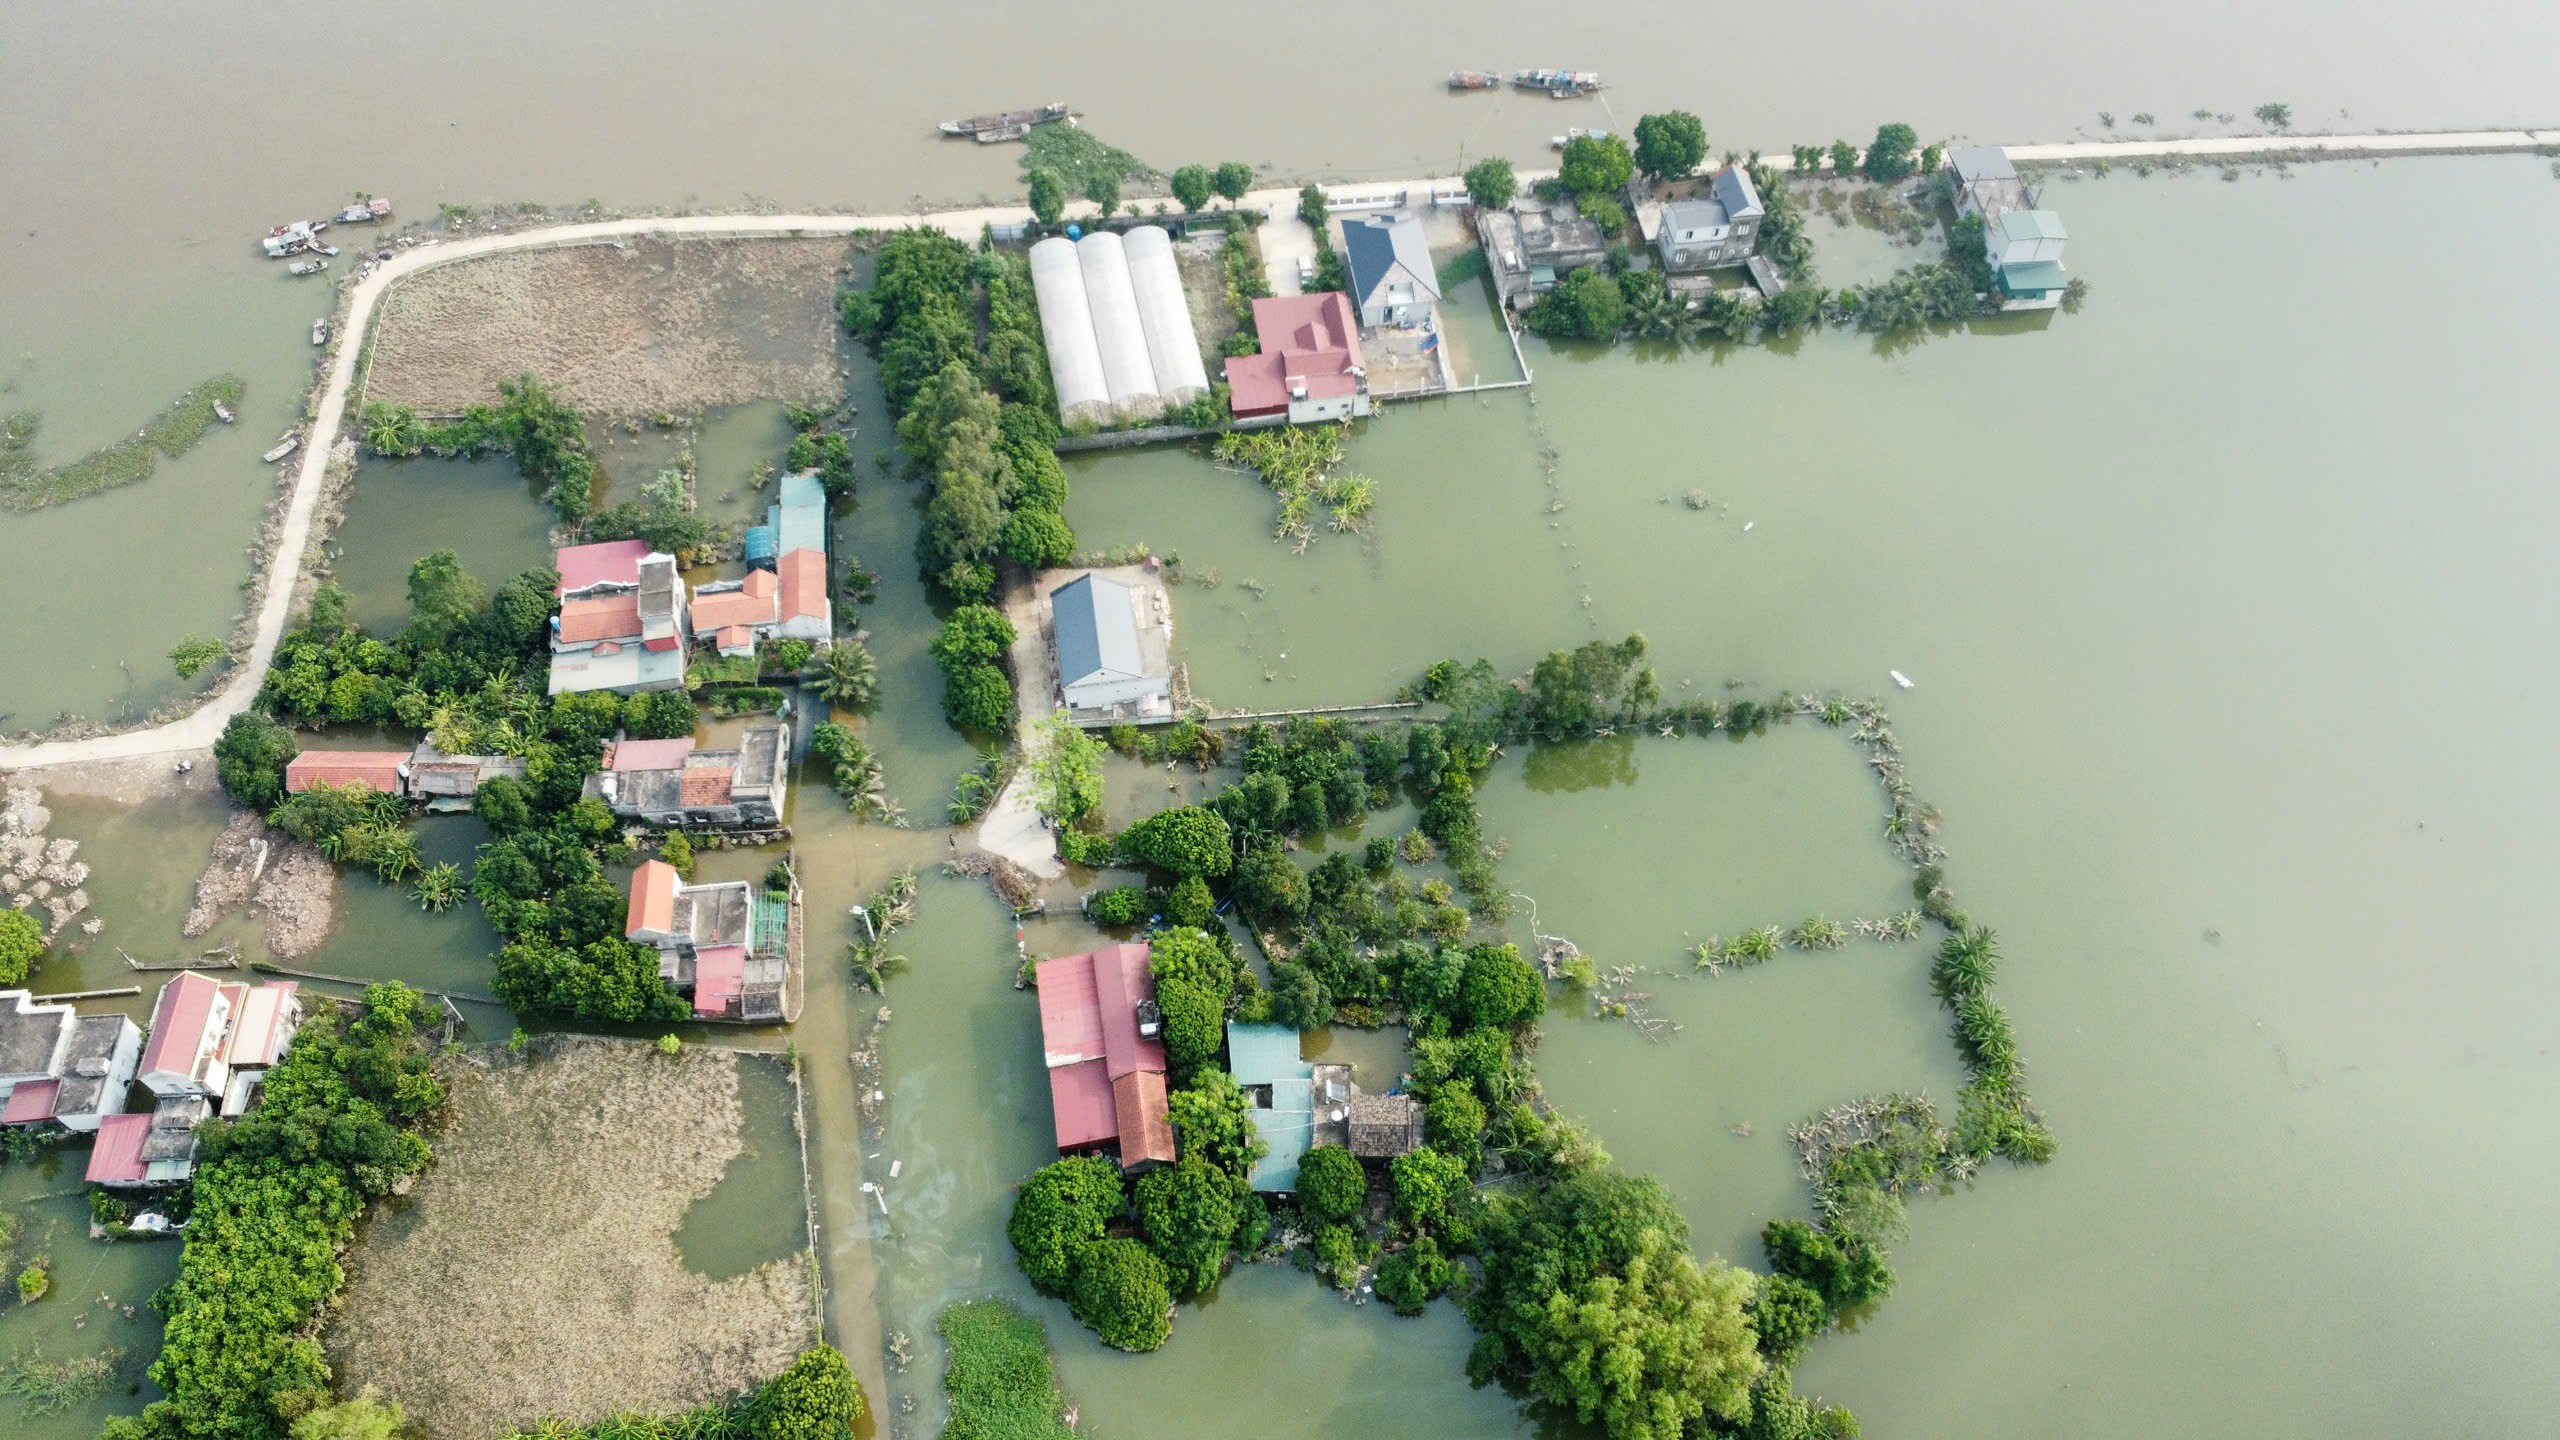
[625,859,786,1020]
[1223,292,1374,425]
[0,989,143,1134]
[284,750,412,797]
[549,550,690,696]
[1033,944,1175,1170]
[95,975,302,1187]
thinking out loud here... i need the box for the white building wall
[1075,231,1163,419]
[1121,226,1210,406]
[1030,238,1113,425]
[1065,673,1169,712]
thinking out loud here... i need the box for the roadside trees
[1212,161,1253,206]
[1083,173,1121,219]
[1861,123,1921,182]
[1558,133,1635,199]
[1632,111,1709,181]
[214,710,298,810]
[1170,164,1215,212]
[1463,157,1518,210]
[1827,139,1859,175]
[1026,167,1067,226]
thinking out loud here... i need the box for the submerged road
[0,125,2545,773]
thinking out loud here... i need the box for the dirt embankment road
[2,126,2546,774]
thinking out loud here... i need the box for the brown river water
[3,8,2558,1439]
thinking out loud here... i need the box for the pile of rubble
[0,784,101,940]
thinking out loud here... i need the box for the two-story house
[1342,215,1442,330]
[1984,208,2070,311]
[626,859,788,1021]
[549,548,689,696]
[0,989,142,1134]
[588,725,790,829]
[1655,166,1765,272]
[92,975,302,1187]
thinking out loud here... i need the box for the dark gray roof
[1341,216,1442,307]
[1053,574,1144,689]
[1711,166,1763,222]
[673,881,752,947]
[735,724,786,793]
[1950,146,2016,182]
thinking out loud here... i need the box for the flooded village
[3,23,2559,1440]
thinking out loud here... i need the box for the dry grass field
[326,1037,813,1440]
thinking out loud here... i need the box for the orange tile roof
[559,593,644,643]
[284,751,409,794]
[679,765,734,808]
[1111,1069,1176,1167]
[627,859,680,938]
[777,548,827,621]
[690,570,779,632]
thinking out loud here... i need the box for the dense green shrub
[1295,1144,1367,1226]
[1134,1158,1240,1296]
[1070,1238,1174,1351]
[0,909,44,987]
[1086,885,1146,927]
[746,1346,867,1440]
[1007,1154,1126,1295]
[1119,805,1234,877]
[1749,1274,1831,1364]
[1373,1236,1453,1315]
[214,711,298,810]
[936,1301,1076,1440]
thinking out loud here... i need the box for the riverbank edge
[1,125,2548,766]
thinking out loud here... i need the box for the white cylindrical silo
[1122,226,1210,407]
[1075,230,1162,419]
[1029,237,1111,425]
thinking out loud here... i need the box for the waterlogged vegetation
[0,376,246,511]
[1207,426,1374,549]
[359,373,600,521]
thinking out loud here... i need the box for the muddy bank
[249,840,334,960]
[363,236,851,417]
[184,811,269,938]
[0,783,97,943]
[327,1037,814,1440]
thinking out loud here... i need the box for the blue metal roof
[1051,573,1143,690]
[1248,1078,1315,1192]
[1227,1023,1311,1086]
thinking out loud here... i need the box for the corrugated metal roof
[627,860,680,938]
[1999,209,2068,242]
[3,1078,60,1124]
[1999,259,2069,292]
[692,945,747,1018]
[1227,1023,1312,1087]
[284,751,409,794]
[773,472,828,556]
[1950,146,2016,182]
[87,1112,150,1184]
[606,737,696,772]
[221,985,298,1068]
[1247,1077,1315,1191]
[1047,1057,1118,1149]
[1090,943,1165,1080]
[1052,574,1143,690]
[559,593,645,644]
[1035,952,1106,1066]
[140,973,220,1081]
[554,540,651,596]
[1112,1069,1176,1167]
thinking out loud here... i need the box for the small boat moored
[974,122,1033,144]
[1447,69,1502,90]
[287,259,330,278]
[212,401,235,425]
[334,197,393,224]
[1889,670,1914,690]
[938,102,1070,138]
[262,220,321,257]
[1550,127,1613,150]
[312,318,330,347]
[262,434,301,464]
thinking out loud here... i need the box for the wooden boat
[973,122,1033,144]
[1514,68,1603,96]
[262,434,300,464]
[311,319,330,347]
[1447,69,1502,90]
[287,259,329,277]
[1550,127,1613,150]
[212,401,235,424]
[334,197,393,224]
[938,102,1069,138]
[262,220,318,257]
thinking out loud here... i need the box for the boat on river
[262,434,300,464]
[974,122,1033,144]
[1514,68,1603,96]
[262,219,327,257]
[212,401,234,424]
[312,318,330,346]
[287,258,329,278]
[334,197,392,224]
[1447,69,1502,90]
[1890,670,1914,690]
[938,102,1069,138]
[1551,127,1613,150]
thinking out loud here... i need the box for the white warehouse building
[1029,238,1111,425]
[1028,225,1206,425]
[1121,226,1211,407]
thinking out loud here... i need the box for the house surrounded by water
[1342,214,1441,330]
[625,859,790,1021]
[1034,943,1175,1171]
[1048,572,1173,724]
[0,989,142,1134]
[91,975,303,1186]
[588,726,789,829]
[548,543,690,695]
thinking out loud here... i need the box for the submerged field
[326,1038,814,1440]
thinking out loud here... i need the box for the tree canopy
[1027,167,1067,225]
[1632,111,1708,180]
[1464,157,1518,210]
[214,710,299,811]
[1296,1144,1367,1226]
[1070,1238,1173,1351]
[1525,266,1625,341]
[1135,1158,1241,1295]
[1861,123,1921,182]
[747,1347,868,1440]
[0,909,43,986]
[1007,1155,1126,1294]
[1212,161,1254,203]
[1170,164,1214,211]
[1119,805,1234,877]
[1559,133,1636,197]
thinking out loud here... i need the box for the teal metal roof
[1248,1077,1315,1192]
[1227,1023,1311,1087]
[1998,209,2068,243]
[1999,259,2068,294]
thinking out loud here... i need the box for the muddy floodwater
[1,39,2556,1438]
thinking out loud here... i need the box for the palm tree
[814,641,879,708]
[361,402,418,454]
[411,861,464,913]
[1930,926,1999,1003]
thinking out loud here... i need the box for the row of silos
[1027,226,1207,425]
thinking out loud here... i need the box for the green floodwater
[674,1053,810,1283]
[8,153,2560,1440]
[0,1155,176,1435]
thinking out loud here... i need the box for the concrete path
[3,127,2546,772]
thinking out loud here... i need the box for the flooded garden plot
[362,236,852,417]
[326,1037,815,1440]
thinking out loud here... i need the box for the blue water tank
[742,524,777,569]
[1065,223,1082,240]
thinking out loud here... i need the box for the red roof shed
[3,1079,60,1125]
[284,750,410,795]
[87,1113,150,1184]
